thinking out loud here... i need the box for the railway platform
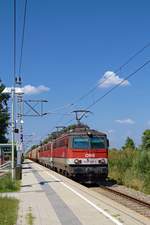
[13,160,150,225]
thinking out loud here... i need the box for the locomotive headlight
[74,159,81,164]
[99,159,105,164]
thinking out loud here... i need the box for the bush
[0,173,20,192]
[109,149,150,194]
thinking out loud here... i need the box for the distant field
[0,196,19,225]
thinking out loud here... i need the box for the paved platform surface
[5,160,150,225]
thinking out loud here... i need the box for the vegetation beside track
[0,83,10,143]
[109,133,150,194]
[0,196,19,225]
[0,173,20,192]
[109,149,150,194]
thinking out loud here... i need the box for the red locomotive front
[34,125,109,184]
[65,129,108,183]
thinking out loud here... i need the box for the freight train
[28,125,109,183]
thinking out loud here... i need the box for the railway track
[90,185,150,218]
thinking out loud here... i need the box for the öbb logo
[85,153,95,158]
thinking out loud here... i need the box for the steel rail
[99,186,150,209]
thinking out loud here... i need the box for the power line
[78,59,150,121]
[70,41,150,106]
[49,42,150,131]
[45,103,73,113]
[19,0,28,76]
[63,60,150,125]
[117,42,150,71]
[48,42,150,116]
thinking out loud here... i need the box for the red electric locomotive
[28,125,109,183]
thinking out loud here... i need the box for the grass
[0,173,20,192]
[0,196,19,225]
[26,207,35,225]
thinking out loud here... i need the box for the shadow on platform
[21,179,61,188]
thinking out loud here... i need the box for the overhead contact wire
[50,42,150,131]
[19,0,28,76]
[78,60,150,120]
[49,42,150,129]
[71,41,150,105]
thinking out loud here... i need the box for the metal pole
[20,94,24,162]
[11,88,15,179]
[17,95,20,165]
[17,93,23,165]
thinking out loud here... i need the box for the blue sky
[1,0,150,148]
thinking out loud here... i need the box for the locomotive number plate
[83,159,96,164]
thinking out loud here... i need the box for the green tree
[141,129,150,151]
[122,136,135,150]
[0,83,10,143]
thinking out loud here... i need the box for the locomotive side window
[91,137,105,149]
[73,137,89,149]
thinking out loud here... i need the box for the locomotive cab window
[90,137,105,149]
[73,137,89,149]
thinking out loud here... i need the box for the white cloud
[2,85,50,95]
[115,118,135,124]
[98,71,130,88]
[2,87,24,94]
[22,85,50,95]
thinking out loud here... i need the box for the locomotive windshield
[72,136,106,149]
[73,137,89,149]
[90,137,105,149]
